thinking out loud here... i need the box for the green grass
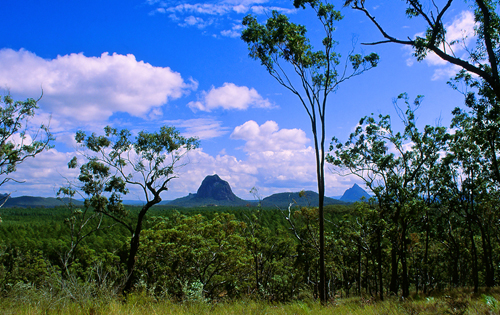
[2,290,500,315]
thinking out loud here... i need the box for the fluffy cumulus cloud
[228,120,352,197]
[181,15,213,28]
[188,82,273,112]
[221,24,244,38]
[0,49,196,122]
[231,120,308,151]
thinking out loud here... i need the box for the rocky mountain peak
[195,174,237,201]
[340,183,371,202]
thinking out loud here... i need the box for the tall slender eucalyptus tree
[241,0,378,301]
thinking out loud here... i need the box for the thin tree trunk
[357,243,362,295]
[377,227,384,300]
[390,241,399,295]
[401,222,409,298]
[314,131,326,302]
[124,226,142,293]
[467,217,479,293]
[478,222,495,287]
[423,210,430,293]
[124,201,155,293]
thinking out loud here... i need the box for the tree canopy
[241,0,378,301]
[69,125,198,293]
[0,94,53,217]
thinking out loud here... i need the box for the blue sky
[0,0,473,200]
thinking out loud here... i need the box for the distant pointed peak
[340,183,371,202]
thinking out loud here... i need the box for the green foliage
[70,125,199,293]
[2,200,500,303]
[243,207,299,301]
[345,0,499,90]
[0,94,53,221]
[242,1,378,301]
[329,96,453,297]
[482,294,499,312]
[241,3,378,99]
[138,212,251,300]
[0,247,50,290]
[0,94,53,183]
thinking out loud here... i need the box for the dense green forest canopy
[0,196,498,303]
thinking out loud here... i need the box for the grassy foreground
[1,289,500,315]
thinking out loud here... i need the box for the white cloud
[148,0,296,35]
[232,4,250,14]
[231,120,308,152]
[162,118,230,139]
[251,6,295,15]
[406,11,477,80]
[188,82,273,112]
[221,24,244,38]
[446,11,476,46]
[221,29,240,37]
[0,49,196,122]
[184,15,205,26]
[167,3,232,15]
[181,15,215,28]
[223,0,269,5]
[431,64,463,81]
[0,149,80,198]
[226,120,322,196]
[2,119,352,200]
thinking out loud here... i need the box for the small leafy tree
[72,126,198,293]
[346,0,500,187]
[0,94,53,218]
[241,0,378,301]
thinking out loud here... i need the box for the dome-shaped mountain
[168,174,247,207]
[195,174,237,201]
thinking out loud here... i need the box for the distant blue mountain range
[0,177,372,208]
